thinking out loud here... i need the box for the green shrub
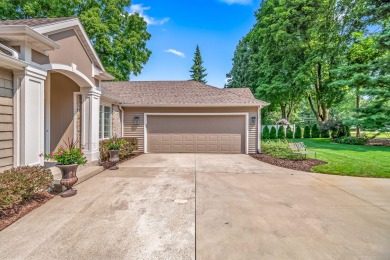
[262,126,270,139]
[99,137,138,163]
[286,125,294,139]
[304,125,311,138]
[295,125,302,139]
[321,129,330,138]
[334,136,368,145]
[277,126,285,139]
[270,126,277,139]
[311,124,320,138]
[0,166,53,210]
[261,140,291,159]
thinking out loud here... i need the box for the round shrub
[262,126,270,139]
[311,124,320,138]
[286,125,294,139]
[0,166,53,210]
[277,126,285,139]
[295,125,302,139]
[270,126,277,139]
[304,125,311,138]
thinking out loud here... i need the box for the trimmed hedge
[304,125,311,138]
[277,126,285,139]
[262,140,291,159]
[334,136,368,145]
[321,129,330,138]
[262,126,270,139]
[270,126,277,139]
[99,137,138,163]
[286,125,294,139]
[311,124,320,138]
[295,125,302,139]
[0,166,53,210]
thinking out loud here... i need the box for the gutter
[119,103,267,108]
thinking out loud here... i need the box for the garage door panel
[147,115,245,154]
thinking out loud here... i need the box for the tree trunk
[307,63,329,124]
[356,86,361,137]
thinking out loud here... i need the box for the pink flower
[39,153,43,157]
[58,151,63,156]
[80,152,83,155]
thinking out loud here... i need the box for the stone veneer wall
[112,105,122,137]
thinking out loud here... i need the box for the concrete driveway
[1,154,390,259]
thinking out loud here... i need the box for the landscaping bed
[101,152,143,169]
[250,153,327,172]
[0,191,54,231]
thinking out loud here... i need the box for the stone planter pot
[56,164,79,197]
[108,150,120,170]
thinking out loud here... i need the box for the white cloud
[129,4,170,25]
[219,0,252,5]
[165,49,185,58]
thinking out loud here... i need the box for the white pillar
[80,87,101,162]
[13,66,47,166]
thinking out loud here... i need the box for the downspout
[119,106,124,137]
[257,105,261,153]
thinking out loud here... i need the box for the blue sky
[127,0,261,88]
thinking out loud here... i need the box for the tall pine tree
[189,45,207,83]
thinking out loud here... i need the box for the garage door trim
[144,113,249,154]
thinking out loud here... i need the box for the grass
[300,138,390,178]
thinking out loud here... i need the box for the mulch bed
[0,191,54,231]
[101,152,143,169]
[250,153,327,172]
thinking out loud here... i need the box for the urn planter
[56,164,79,197]
[108,150,120,170]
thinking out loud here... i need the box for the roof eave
[119,103,264,107]
[0,53,28,69]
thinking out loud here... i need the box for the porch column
[13,66,47,166]
[80,87,101,162]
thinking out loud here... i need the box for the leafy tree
[294,125,302,139]
[286,125,294,139]
[262,126,270,139]
[311,125,320,138]
[270,126,277,139]
[189,45,207,83]
[0,0,151,81]
[304,126,311,138]
[277,126,285,139]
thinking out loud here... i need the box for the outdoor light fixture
[251,115,257,125]
[133,116,140,125]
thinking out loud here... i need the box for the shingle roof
[223,88,256,100]
[0,17,76,27]
[101,81,267,106]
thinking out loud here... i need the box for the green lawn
[301,139,390,178]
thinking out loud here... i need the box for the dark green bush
[304,126,311,138]
[261,140,291,159]
[262,126,270,139]
[311,124,320,138]
[286,125,294,139]
[0,166,53,210]
[321,129,330,138]
[270,126,277,139]
[333,136,368,145]
[100,137,138,162]
[345,125,351,137]
[295,125,302,139]
[277,126,285,139]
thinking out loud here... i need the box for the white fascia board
[0,25,60,50]
[0,53,28,69]
[33,19,105,72]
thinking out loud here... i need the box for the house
[0,17,268,171]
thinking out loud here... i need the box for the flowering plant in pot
[44,139,87,197]
[107,136,127,170]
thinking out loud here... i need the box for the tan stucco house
[0,17,268,171]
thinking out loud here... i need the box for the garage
[146,115,246,154]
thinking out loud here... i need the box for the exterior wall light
[133,116,140,125]
[250,115,257,125]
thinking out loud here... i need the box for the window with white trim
[99,105,112,139]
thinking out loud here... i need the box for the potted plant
[46,139,87,197]
[107,137,127,170]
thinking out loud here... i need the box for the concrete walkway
[1,154,390,259]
